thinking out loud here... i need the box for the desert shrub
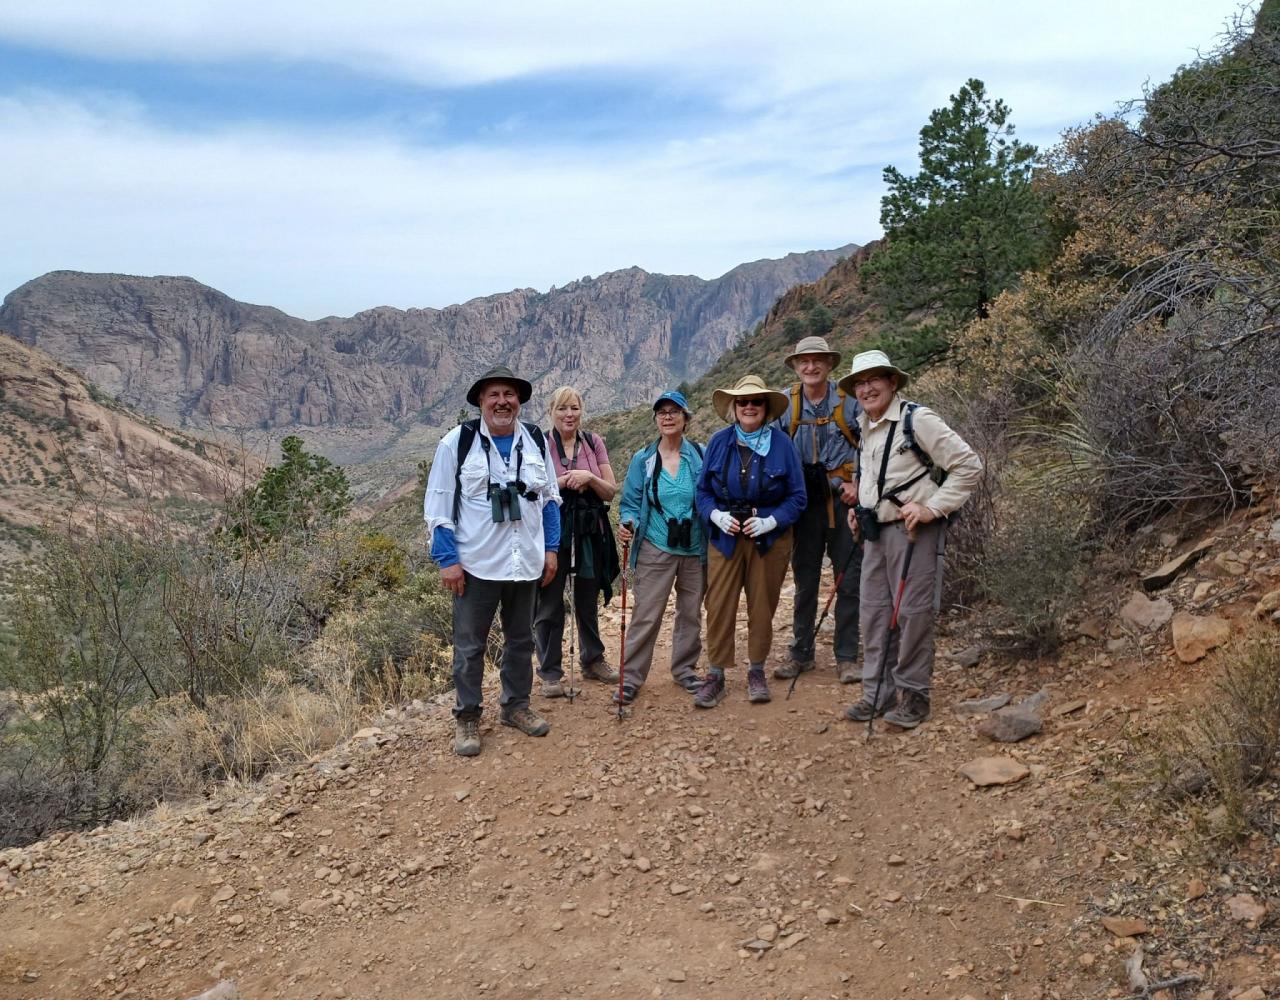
[1150,628,1280,843]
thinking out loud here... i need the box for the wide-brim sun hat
[467,364,533,406]
[712,375,789,423]
[784,335,842,371]
[836,350,910,395]
[652,389,692,418]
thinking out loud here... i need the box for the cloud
[0,1,1250,316]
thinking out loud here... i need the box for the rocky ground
[2,505,1278,1000]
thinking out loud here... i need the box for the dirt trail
[0,588,1255,999]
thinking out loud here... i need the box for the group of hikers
[423,336,982,757]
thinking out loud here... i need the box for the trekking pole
[867,526,916,741]
[617,540,630,721]
[787,538,861,701]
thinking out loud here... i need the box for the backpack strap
[788,384,802,439]
[832,387,861,448]
[452,419,482,524]
[899,401,934,473]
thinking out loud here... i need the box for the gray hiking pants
[621,544,705,689]
[859,519,943,706]
[790,497,860,664]
[452,573,537,719]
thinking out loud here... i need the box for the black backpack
[452,419,548,523]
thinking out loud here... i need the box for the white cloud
[0,2,1252,316]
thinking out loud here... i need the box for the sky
[0,1,1250,320]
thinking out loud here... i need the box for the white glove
[744,514,777,538]
[710,509,738,534]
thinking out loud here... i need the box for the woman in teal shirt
[615,390,707,705]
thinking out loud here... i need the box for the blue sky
[0,1,1250,319]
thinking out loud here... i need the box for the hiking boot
[454,716,481,757]
[612,683,637,706]
[673,672,704,693]
[540,677,565,698]
[837,660,859,685]
[747,669,771,704]
[773,659,814,680]
[883,691,931,729]
[692,672,726,709]
[844,697,890,723]
[581,659,619,684]
[500,705,551,737]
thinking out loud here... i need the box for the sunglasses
[734,397,766,407]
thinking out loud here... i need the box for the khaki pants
[622,544,705,689]
[859,519,942,705]
[705,531,793,669]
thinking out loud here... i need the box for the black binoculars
[728,504,755,527]
[570,503,602,537]
[666,517,693,549]
[488,481,524,523]
[853,504,880,542]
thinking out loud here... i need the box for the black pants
[790,498,860,664]
[452,573,537,719]
[533,541,606,679]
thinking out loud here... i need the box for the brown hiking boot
[454,716,481,757]
[581,659,619,683]
[500,705,550,737]
[837,660,859,684]
[773,659,814,680]
[844,697,889,723]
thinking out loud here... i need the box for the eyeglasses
[734,397,766,407]
[655,408,683,419]
[850,375,889,390]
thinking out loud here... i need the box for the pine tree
[863,79,1048,369]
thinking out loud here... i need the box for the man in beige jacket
[837,350,982,728]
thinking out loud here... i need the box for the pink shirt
[548,430,610,479]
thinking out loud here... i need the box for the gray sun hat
[836,350,911,395]
[466,364,533,406]
[784,335,842,371]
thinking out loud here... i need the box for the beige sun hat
[712,374,789,423]
[784,335,841,371]
[836,349,911,395]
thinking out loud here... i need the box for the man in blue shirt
[424,365,562,756]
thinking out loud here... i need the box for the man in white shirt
[424,365,562,756]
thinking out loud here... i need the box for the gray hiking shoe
[540,677,566,698]
[844,697,890,723]
[692,673,726,709]
[883,691,931,729]
[773,659,814,680]
[581,659,620,684]
[454,716,481,757]
[501,705,551,737]
[673,672,704,693]
[747,669,771,703]
[837,660,859,684]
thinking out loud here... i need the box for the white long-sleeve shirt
[424,421,562,582]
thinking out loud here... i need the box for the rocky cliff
[0,249,856,460]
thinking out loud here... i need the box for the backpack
[899,401,946,486]
[452,419,548,523]
[787,383,860,450]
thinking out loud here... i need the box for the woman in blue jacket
[615,390,707,705]
[694,375,806,708]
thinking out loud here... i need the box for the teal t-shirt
[644,458,702,556]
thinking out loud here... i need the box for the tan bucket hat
[712,374,789,423]
[836,349,911,395]
[784,335,841,371]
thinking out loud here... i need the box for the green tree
[863,78,1048,369]
[227,436,352,544]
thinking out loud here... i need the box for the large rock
[1142,540,1213,592]
[958,757,1031,787]
[977,706,1043,743]
[187,983,241,1000]
[1119,592,1174,632]
[1171,613,1231,663]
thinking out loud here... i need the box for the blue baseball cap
[653,390,691,414]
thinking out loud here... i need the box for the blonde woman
[533,386,620,696]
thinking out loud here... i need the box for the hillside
[0,248,856,478]
[595,242,882,459]
[2,501,1277,999]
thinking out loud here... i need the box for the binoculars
[728,504,755,527]
[666,517,694,549]
[488,481,525,523]
[570,503,602,537]
[853,504,880,542]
